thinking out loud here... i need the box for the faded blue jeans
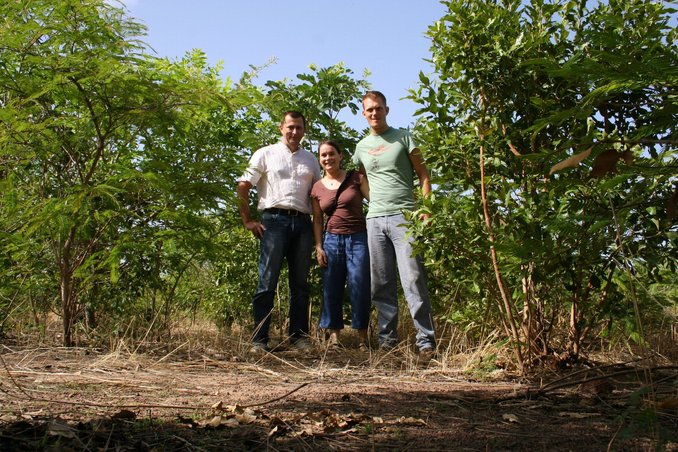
[366,213,435,351]
[319,231,371,331]
[251,211,313,345]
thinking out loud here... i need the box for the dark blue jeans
[251,211,313,344]
[320,231,371,330]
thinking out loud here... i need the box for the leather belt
[264,207,308,217]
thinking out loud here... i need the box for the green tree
[411,0,677,368]
[262,63,370,154]
[0,0,253,345]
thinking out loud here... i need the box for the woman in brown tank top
[311,141,371,350]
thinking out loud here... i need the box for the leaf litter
[0,344,677,450]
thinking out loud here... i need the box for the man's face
[362,96,389,132]
[280,115,305,151]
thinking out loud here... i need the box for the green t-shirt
[353,127,417,218]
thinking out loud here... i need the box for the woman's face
[319,143,342,172]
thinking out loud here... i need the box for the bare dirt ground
[1,337,677,451]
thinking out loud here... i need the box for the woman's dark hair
[318,140,342,154]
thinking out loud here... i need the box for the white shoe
[249,343,270,355]
[291,338,313,351]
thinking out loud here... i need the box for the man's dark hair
[362,90,387,106]
[281,110,306,128]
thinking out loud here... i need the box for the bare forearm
[420,177,432,198]
[311,199,327,266]
[237,182,265,237]
[236,183,252,224]
[312,200,324,249]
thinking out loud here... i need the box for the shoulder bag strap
[324,170,354,231]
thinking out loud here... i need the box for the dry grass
[3,314,678,451]
[3,312,513,381]
[5,306,676,382]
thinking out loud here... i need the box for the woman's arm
[311,197,327,267]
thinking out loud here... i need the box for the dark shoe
[417,347,436,363]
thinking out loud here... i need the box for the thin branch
[536,366,678,395]
[538,356,649,392]
[239,382,311,408]
[0,353,33,399]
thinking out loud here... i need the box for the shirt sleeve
[404,130,417,154]
[352,148,361,166]
[312,157,321,183]
[240,149,265,185]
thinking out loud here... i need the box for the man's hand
[315,245,327,267]
[244,220,265,238]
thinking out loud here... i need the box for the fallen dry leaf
[234,413,257,425]
[205,415,225,428]
[656,398,678,411]
[47,419,77,439]
[397,416,427,426]
[502,413,519,423]
[211,400,223,410]
[292,425,315,437]
[225,404,243,413]
[222,418,240,427]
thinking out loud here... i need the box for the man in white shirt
[237,111,321,352]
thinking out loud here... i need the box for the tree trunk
[569,292,580,359]
[59,227,77,347]
[60,271,76,347]
[478,131,524,370]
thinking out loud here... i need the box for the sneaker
[417,347,436,362]
[249,342,270,355]
[379,342,396,352]
[291,338,313,351]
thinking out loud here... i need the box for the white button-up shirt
[240,142,321,214]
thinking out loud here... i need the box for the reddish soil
[1,342,677,451]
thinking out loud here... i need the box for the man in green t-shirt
[352,91,436,357]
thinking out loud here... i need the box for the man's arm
[408,148,432,221]
[359,173,370,200]
[409,148,432,197]
[236,181,265,238]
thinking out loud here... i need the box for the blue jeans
[251,211,313,344]
[366,214,435,350]
[320,231,371,330]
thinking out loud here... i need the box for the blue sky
[119,0,447,131]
